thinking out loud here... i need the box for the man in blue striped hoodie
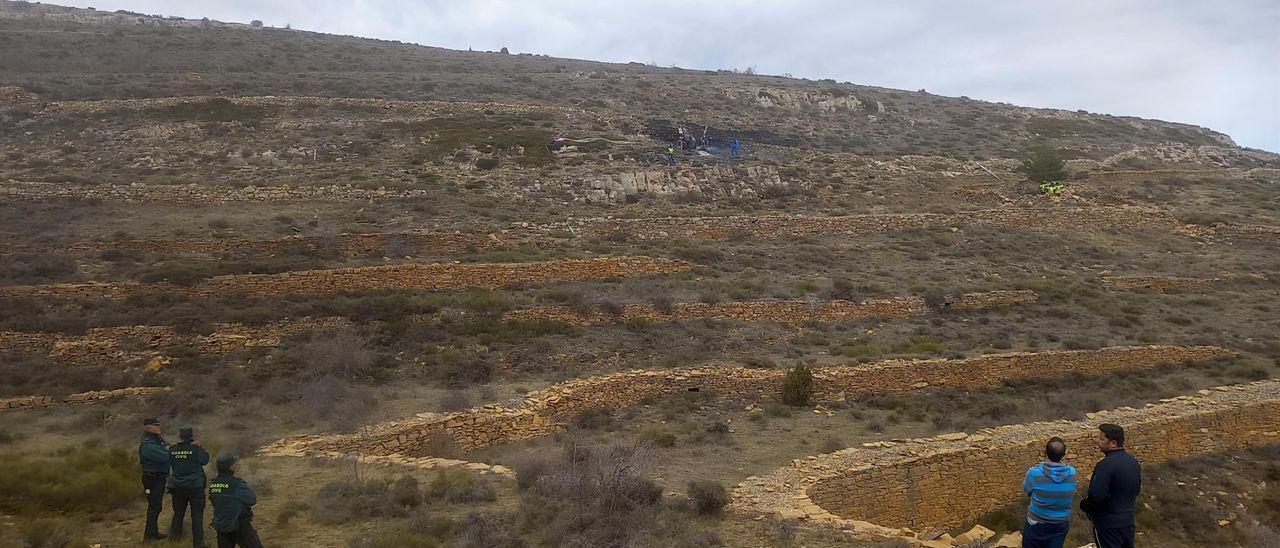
[1022,436,1078,548]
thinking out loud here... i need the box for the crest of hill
[0,1,1237,161]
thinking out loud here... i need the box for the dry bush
[312,475,421,525]
[439,390,472,411]
[0,447,135,515]
[512,441,717,547]
[686,480,728,515]
[426,469,497,503]
[453,510,523,548]
[272,327,382,381]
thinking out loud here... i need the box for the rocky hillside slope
[0,1,1241,162]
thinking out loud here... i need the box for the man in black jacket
[138,417,170,542]
[209,454,263,548]
[168,426,210,548]
[1080,423,1142,548]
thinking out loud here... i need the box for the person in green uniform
[209,454,263,548]
[138,417,170,542]
[168,426,210,547]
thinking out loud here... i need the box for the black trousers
[1093,525,1135,548]
[141,473,167,539]
[170,488,206,547]
[216,518,263,548]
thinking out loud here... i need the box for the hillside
[1,2,1279,548]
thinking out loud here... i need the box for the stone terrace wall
[0,387,170,413]
[729,380,1280,543]
[0,257,692,301]
[0,181,435,205]
[0,232,502,257]
[1099,275,1219,292]
[260,346,1230,459]
[553,206,1186,242]
[0,317,351,366]
[502,291,1036,325]
[1209,223,1280,243]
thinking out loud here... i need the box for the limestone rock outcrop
[570,165,790,203]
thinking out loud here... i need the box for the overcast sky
[63,0,1280,152]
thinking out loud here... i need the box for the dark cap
[141,417,161,426]
[179,427,194,440]
[216,453,239,471]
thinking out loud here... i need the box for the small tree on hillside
[781,364,814,407]
[1022,146,1068,183]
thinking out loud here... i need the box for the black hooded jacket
[1080,448,1142,528]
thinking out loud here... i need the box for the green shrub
[389,476,423,508]
[1021,146,1068,183]
[453,290,513,314]
[0,446,135,515]
[17,517,90,548]
[152,98,266,124]
[781,364,814,406]
[640,428,677,448]
[427,469,497,503]
[686,481,728,515]
[896,335,946,356]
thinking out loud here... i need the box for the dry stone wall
[0,317,351,366]
[0,181,435,205]
[10,211,1271,262]
[0,231,502,257]
[0,257,692,301]
[551,206,1186,242]
[503,291,1036,325]
[1099,275,1219,292]
[0,386,170,413]
[730,379,1280,544]
[260,345,1230,459]
[1208,223,1280,243]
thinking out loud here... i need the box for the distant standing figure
[168,426,210,548]
[665,146,676,166]
[1080,424,1141,548]
[138,417,170,542]
[730,138,741,158]
[209,454,263,548]
[1022,436,1077,548]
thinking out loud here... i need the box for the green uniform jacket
[138,433,170,475]
[166,441,209,490]
[209,473,256,533]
